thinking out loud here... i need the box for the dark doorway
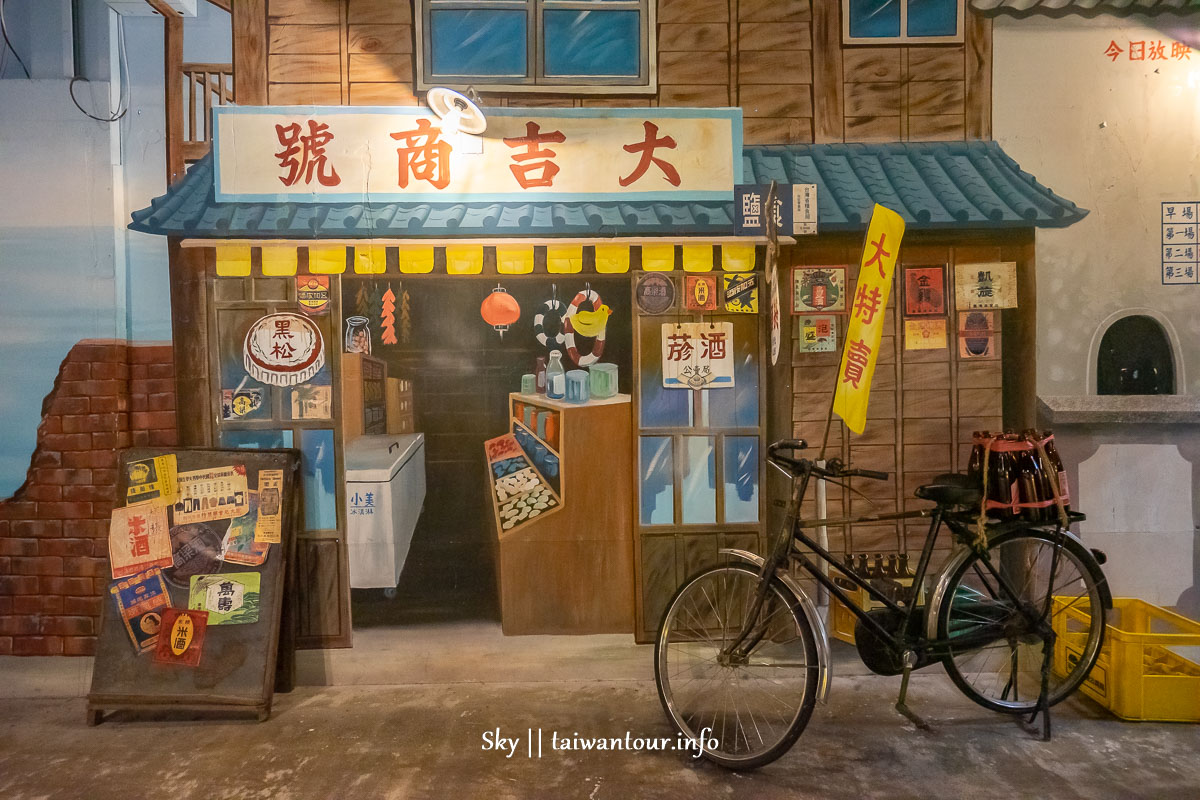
[347,275,633,625]
[1097,315,1175,395]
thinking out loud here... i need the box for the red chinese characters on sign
[620,121,680,187]
[841,339,872,389]
[852,284,883,325]
[666,332,694,362]
[503,122,567,189]
[1105,39,1190,62]
[863,233,892,279]
[272,317,296,360]
[128,514,149,558]
[275,120,341,187]
[391,118,452,190]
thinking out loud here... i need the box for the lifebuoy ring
[533,296,567,350]
[563,289,606,366]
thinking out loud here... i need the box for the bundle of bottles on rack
[967,430,1069,521]
[835,553,922,605]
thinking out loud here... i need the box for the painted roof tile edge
[130,141,1087,239]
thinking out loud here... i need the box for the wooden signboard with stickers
[87,448,301,725]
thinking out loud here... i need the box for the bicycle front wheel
[655,564,818,770]
[937,529,1106,713]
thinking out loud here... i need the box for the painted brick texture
[0,339,177,656]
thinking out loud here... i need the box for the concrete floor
[2,628,1199,799]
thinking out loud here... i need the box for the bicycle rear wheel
[937,529,1106,713]
[655,564,818,770]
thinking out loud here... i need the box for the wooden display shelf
[487,393,634,635]
[510,419,561,461]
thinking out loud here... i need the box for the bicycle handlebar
[766,440,888,482]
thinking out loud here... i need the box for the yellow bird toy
[570,304,612,338]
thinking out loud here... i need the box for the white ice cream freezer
[344,433,426,589]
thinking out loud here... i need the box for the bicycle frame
[727,464,1057,664]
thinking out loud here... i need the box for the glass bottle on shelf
[345,316,372,355]
[535,356,547,394]
[546,351,566,399]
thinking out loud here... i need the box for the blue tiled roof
[129,140,1086,238]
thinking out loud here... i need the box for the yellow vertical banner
[681,244,713,272]
[832,204,906,434]
[641,243,675,271]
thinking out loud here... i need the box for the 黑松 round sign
[243,312,325,386]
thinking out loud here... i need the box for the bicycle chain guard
[854,607,937,676]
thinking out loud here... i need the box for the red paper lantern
[481,285,521,338]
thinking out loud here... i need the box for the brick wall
[0,340,177,656]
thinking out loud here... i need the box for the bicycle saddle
[915,473,983,507]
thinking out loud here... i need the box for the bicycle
[654,438,1112,770]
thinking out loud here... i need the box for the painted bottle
[535,356,547,394]
[546,351,566,400]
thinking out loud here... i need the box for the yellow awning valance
[210,242,763,278]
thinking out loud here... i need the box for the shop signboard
[213,106,742,204]
[1162,201,1199,285]
[734,184,818,236]
[662,322,735,389]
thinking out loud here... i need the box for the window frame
[841,0,965,46]
[415,0,657,94]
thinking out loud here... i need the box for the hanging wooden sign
[955,262,1017,309]
[662,322,735,389]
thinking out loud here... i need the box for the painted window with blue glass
[843,0,964,44]
[417,0,654,91]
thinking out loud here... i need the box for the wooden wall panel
[269,82,343,104]
[659,0,728,23]
[739,50,812,84]
[658,51,729,84]
[269,23,340,53]
[269,0,340,25]
[269,53,341,83]
[347,0,411,25]
[348,24,413,54]
[348,52,414,83]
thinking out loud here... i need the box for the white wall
[993,15,1200,396]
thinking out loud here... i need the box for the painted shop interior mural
[0,0,1199,757]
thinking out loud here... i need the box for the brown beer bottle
[1042,430,1070,511]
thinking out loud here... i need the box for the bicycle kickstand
[1027,640,1052,742]
[895,651,930,731]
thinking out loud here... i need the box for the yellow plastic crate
[1053,597,1200,722]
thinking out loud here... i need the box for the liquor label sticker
[109,567,170,654]
[792,266,846,313]
[684,275,719,311]
[221,387,264,420]
[797,315,837,353]
[662,322,735,389]
[125,454,178,506]
[903,265,946,316]
[296,275,331,315]
[222,491,269,566]
[254,470,284,544]
[153,608,208,666]
[958,310,998,358]
[635,273,676,315]
[109,504,173,579]
[955,262,1017,309]
[189,573,261,625]
[904,318,948,350]
[164,522,226,589]
[290,384,332,420]
[173,465,250,524]
[243,312,326,387]
[722,273,758,314]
